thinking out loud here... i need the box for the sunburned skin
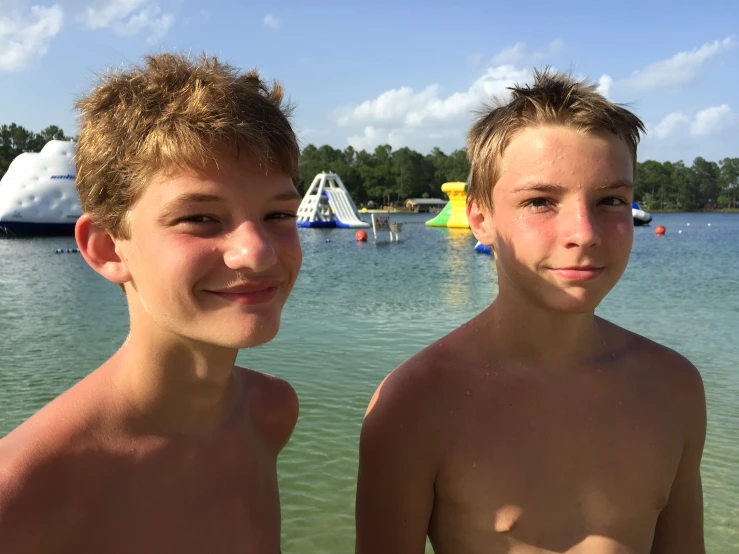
[0,364,295,554]
[355,126,706,554]
[0,150,303,554]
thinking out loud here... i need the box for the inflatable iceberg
[0,140,81,236]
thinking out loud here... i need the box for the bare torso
[426,341,683,553]
[360,316,695,554]
[0,365,297,554]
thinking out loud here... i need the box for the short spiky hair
[466,68,645,212]
[75,52,300,237]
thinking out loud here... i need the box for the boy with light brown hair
[356,69,706,554]
[0,53,303,553]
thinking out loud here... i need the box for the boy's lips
[549,266,604,281]
[205,281,282,304]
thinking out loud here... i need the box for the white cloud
[346,125,463,152]
[491,39,563,66]
[690,104,736,136]
[338,65,528,129]
[642,105,739,162]
[263,13,279,29]
[597,74,613,98]
[0,4,64,71]
[79,0,144,28]
[347,126,391,151]
[651,111,690,140]
[624,36,735,91]
[78,0,174,43]
[648,105,737,142]
[334,65,530,150]
[336,64,531,151]
[492,42,526,65]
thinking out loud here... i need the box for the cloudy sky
[1,0,736,163]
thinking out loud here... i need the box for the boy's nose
[563,203,601,249]
[223,223,278,273]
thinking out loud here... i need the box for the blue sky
[1,0,737,163]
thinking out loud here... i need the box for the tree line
[2,123,737,211]
[300,143,739,211]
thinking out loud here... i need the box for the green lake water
[1,212,737,552]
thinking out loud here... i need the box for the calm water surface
[1,212,737,553]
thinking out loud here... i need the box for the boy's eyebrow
[162,190,301,212]
[272,190,303,201]
[511,183,567,194]
[163,193,224,210]
[512,179,634,193]
[597,179,634,190]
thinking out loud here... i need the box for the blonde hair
[467,68,645,212]
[75,52,299,238]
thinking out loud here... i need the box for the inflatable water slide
[296,172,369,228]
[425,182,469,228]
[0,140,81,236]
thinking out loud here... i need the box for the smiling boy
[356,70,706,554]
[0,54,303,553]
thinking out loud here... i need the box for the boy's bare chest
[31,437,282,553]
[431,376,683,551]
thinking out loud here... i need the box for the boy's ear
[467,199,495,246]
[75,214,132,285]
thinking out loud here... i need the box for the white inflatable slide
[297,172,369,228]
[0,140,81,236]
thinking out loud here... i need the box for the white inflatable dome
[0,140,81,236]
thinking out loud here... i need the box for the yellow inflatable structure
[425,182,469,228]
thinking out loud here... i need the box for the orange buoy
[355,230,368,241]
[655,225,666,235]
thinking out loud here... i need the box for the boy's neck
[484,281,606,373]
[109,324,241,435]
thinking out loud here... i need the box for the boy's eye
[600,197,628,207]
[266,212,298,221]
[175,215,218,225]
[523,197,553,210]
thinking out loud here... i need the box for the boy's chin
[227,322,281,350]
[206,328,279,350]
[545,292,607,314]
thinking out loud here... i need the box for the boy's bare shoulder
[603,318,703,384]
[600,318,705,413]
[235,367,298,451]
[0,397,93,549]
[359,327,480,479]
[0,367,110,511]
[366,323,480,425]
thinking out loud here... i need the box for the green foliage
[299,143,470,205]
[300,141,736,209]
[0,123,74,179]
[635,157,739,211]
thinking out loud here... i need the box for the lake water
[1,212,737,553]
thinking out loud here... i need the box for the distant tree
[719,158,739,208]
[635,160,669,206]
[692,157,721,207]
[445,148,470,182]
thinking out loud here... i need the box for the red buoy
[356,230,368,241]
[655,225,666,235]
